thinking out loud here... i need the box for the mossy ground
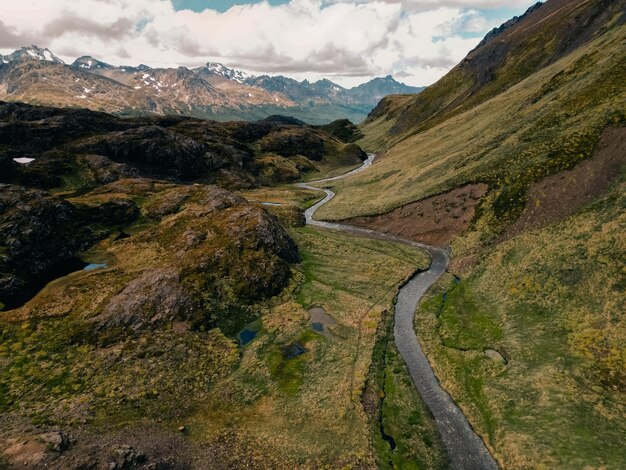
[0,181,442,468]
[182,215,434,467]
[415,175,626,468]
[366,311,447,470]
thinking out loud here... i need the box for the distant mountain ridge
[0,46,423,124]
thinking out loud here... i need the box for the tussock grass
[322,17,626,470]
[186,225,432,467]
[415,176,626,468]
[0,180,436,467]
[319,24,626,228]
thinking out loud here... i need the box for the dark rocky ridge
[0,185,92,307]
[473,2,544,51]
[0,101,366,189]
[0,102,328,320]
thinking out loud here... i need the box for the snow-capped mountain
[0,46,64,65]
[72,56,113,70]
[0,45,424,124]
[195,62,249,83]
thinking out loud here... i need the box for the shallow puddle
[309,307,336,336]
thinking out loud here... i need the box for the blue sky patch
[172,0,289,13]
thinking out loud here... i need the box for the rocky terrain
[0,100,367,312]
[2,0,624,468]
[0,98,381,467]
[0,180,299,468]
[0,47,422,125]
[0,101,366,188]
[0,95,443,469]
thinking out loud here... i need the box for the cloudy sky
[0,0,538,87]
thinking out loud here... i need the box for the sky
[0,0,539,87]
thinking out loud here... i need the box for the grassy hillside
[319,21,626,226]
[416,172,625,468]
[313,0,626,468]
[0,183,441,467]
[0,101,443,467]
[360,0,626,151]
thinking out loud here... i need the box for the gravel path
[298,155,498,469]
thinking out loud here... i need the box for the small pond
[83,263,108,271]
[239,329,257,345]
[238,318,262,345]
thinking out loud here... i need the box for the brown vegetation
[346,184,487,246]
[504,127,626,238]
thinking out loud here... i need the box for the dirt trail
[298,156,498,470]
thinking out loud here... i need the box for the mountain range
[0,47,422,124]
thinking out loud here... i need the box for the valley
[313,0,626,467]
[0,102,444,468]
[1,0,625,468]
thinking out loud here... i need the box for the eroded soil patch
[345,184,487,246]
[504,127,626,239]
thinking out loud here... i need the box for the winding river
[298,155,498,470]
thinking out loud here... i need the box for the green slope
[319,18,626,224]
[360,0,626,152]
[315,0,626,467]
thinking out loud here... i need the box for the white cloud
[0,0,538,87]
[325,0,534,10]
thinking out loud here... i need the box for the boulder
[39,430,71,453]
[94,269,193,331]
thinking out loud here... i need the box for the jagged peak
[1,45,65,65]
[72,55,112,70]
[196,62,248,83]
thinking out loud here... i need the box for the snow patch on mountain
[1,46,65,65]
[199,62,248,83]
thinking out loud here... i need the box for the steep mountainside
[361,0,626,150]
[317,0,626,467]
[0,48,422,124]
[330,0,626,218]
